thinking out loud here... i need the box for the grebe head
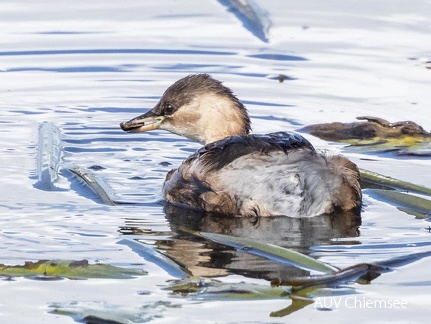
[120,74,251,144]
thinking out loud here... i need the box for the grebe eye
[163,103,175,115]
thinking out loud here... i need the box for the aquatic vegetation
[166,277,290,298]
[0,259,146,280]
[361,168,431,218]
[151,228,431,319]
[196,231,338,273]
[118,239,191,278]
[301,116,431,156]
[366,189,431,219]
[360,168,431,196]
[162,233,431,317]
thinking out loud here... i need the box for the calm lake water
[1,1,431,323]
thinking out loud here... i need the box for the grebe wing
[163,131,318,216]
[163,131,360,217]
[192,131,314,172]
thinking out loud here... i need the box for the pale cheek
[161,118,203,142]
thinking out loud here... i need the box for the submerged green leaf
[366,189,431,218]
[118,239,191,278]
[272,263,386,288]
[360,168,431,197]
[342,138,431,156]
[0,259,146,279]
[270,297,314,317]
[198,231,338,273]
[165,277,289,299]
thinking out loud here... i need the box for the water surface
[1,1,431,323]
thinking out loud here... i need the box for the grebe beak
[120,111,165,133]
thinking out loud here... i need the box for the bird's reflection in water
[159,204,361,281]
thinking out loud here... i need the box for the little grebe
[120,74,361,217]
